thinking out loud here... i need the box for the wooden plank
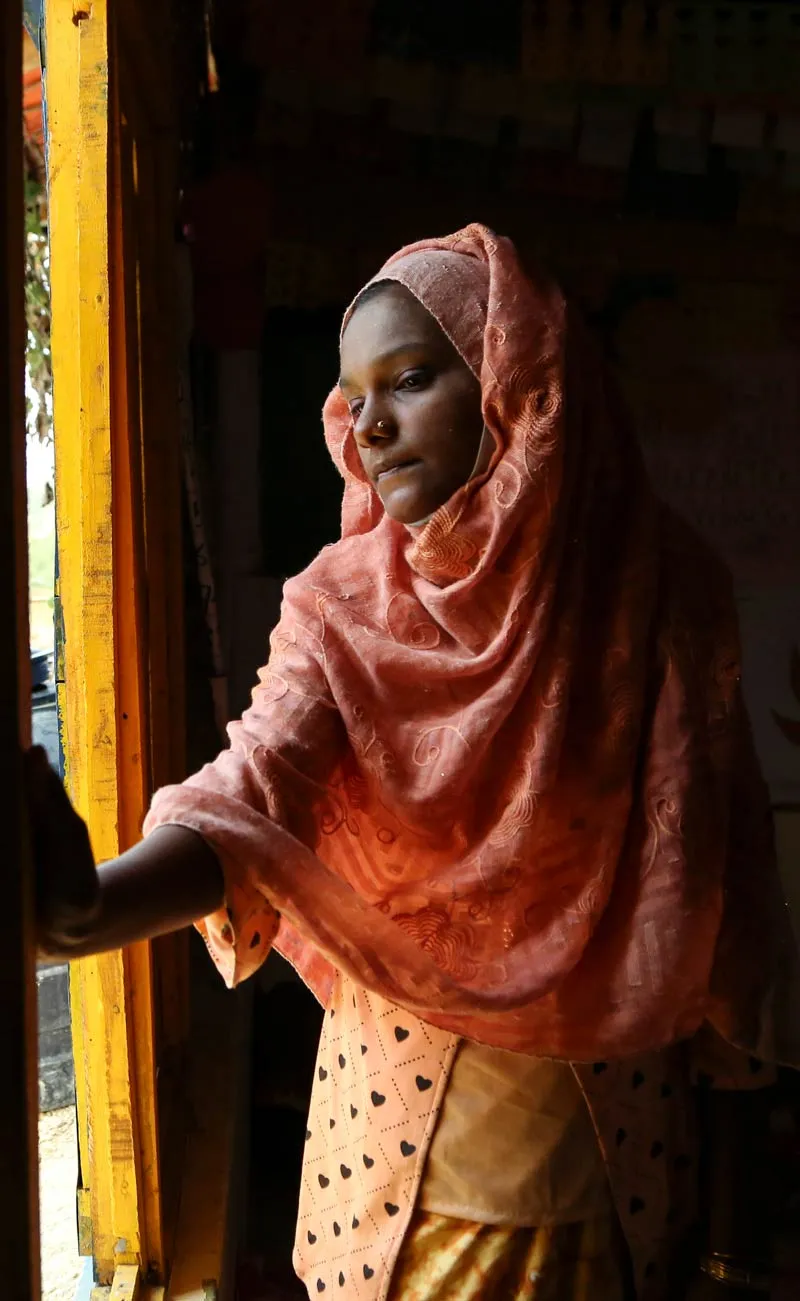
[116,39,191,1279]
[93,1283,163,1301]
[46,0,165,1282]
[136,130,186,798]
[110,1264,142,1300]
[110,44,151,859]
[117,27,191,1275]
[110,56,165,1282]
[0,3,40,1297]
[130,110,190,1069]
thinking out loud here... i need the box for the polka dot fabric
[574,1047,697,1301]
[294,973,459,1300]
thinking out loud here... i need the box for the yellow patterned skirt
[387,1210,631,1301]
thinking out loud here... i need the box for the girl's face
[339,284,485,525]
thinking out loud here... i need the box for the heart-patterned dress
[290,971,769,1301]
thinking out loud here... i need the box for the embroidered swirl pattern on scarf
[146,223,798,1064]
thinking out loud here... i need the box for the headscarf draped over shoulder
[148,224,799,1065]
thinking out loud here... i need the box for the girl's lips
[376,459,421,482]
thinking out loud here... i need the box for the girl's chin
[376,468,456,526]
[383,501,438,527]
[379,486,433,526]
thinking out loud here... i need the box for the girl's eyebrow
[339,340,428,391]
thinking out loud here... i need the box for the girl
[31,225,798,1300]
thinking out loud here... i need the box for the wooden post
[46,0,164,1281]
[0,4,41,1298]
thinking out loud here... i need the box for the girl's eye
[349,400,364,419]
[397,368,429,392]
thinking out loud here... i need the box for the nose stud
[376,420,387,431]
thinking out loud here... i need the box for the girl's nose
[353,406,396,448]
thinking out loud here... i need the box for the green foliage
[25,169,51,444]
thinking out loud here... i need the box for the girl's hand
[23,746,101,957]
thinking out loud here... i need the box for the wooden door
[46,0,189,1286]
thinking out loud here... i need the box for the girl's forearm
[39,825,224,961]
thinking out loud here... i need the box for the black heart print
[333,1222,341,1237]
[415,1075,432,1092]
[361,1044,367,1055]
[400,1141,416,1157]
[319,1174,330,1189]
[317,1281,325,1293]
[394,1026,410,1042]
[319,1067,328,1082]
[363,1265,374,1280]
[385,1202,400,1217]
[352,1216,360,1229]
[340,1164,352,1180]
[371,1090,386,1107]
[308,1231,317,1245]
[329,1119,335,1129]
[350,1104,358,1119]
[363,1153,374,1169]
[338,1054,346,1069]
[338,1273,345,1287]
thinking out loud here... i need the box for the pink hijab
[149,224,798,1062]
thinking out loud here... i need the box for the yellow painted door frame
[0,8,41,1298]
[46,0,187,1283]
